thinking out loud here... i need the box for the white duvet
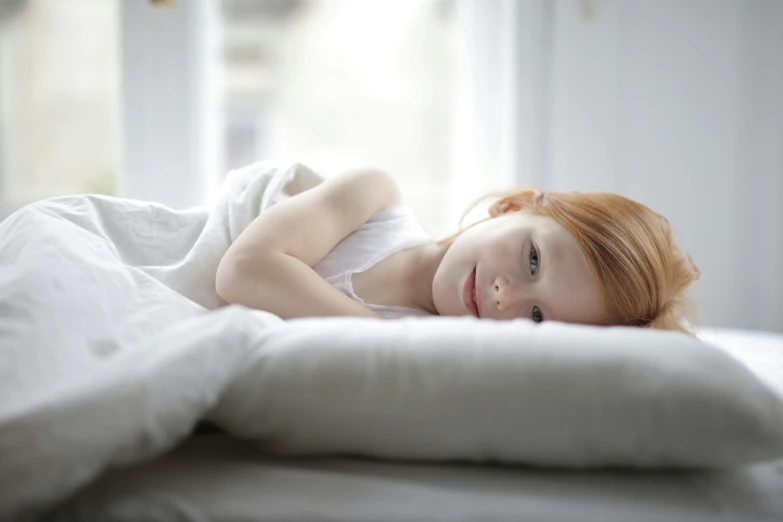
[1,162,782,522]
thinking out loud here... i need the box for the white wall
[509,0,782,332]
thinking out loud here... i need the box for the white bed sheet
[45,328,783,522]
[46,435,783,522]
[699,327,783,397]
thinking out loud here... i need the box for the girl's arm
[215,164,403,320]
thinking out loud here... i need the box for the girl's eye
[530,245,539,275]
[532,305,544,323]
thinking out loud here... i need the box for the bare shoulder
[329,166,403,210]
[283,163,402,209]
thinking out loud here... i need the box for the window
[0,0,119,219]
[220,0,456,236]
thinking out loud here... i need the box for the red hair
[438,189,701,333]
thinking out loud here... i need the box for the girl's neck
[397,240,451,314]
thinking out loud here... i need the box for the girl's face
[432,211,606,324]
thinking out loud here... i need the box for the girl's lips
[475,268,483,316]
[463,266,480,317]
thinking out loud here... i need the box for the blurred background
[0,0,780,333]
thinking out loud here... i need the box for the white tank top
[312,205,435,319]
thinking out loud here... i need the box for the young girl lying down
[215,164,700,332]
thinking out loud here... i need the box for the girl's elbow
[215,256,243,304]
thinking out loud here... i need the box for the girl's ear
[488,190,544,217]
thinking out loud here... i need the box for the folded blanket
[0,161,302,520]
[1,162,782,522]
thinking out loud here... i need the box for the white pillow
[209,315,783,469]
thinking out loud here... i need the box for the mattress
[45,327,783,522]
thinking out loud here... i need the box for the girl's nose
[492,277,521,313]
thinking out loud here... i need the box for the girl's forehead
[501,212,560,233]
[469,212,559,243]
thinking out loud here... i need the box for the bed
[45,327,783,522]
[3,162,783,521]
